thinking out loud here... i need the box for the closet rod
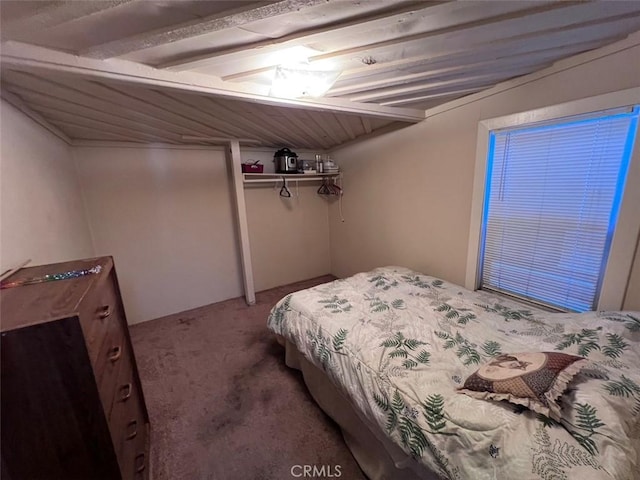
[244,177,330,184]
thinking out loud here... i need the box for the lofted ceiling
[1,0,640,149]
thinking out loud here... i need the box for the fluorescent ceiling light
[270,63,341,99]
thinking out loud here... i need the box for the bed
[267,266,640,480]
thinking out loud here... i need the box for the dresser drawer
[125,423,149,480]
[111,379,148,478]
[79,272,119,364]
[112,379,144,455]
[105,339,134,419]
[94,313,128,413]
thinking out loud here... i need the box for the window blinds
[480,107,639,312]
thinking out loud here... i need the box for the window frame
[465,88,640,310]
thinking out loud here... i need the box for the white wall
[73,145,243,324]
[242,149,332,292]
[329,36,640,310]
[73,145,331,324]
[246,184,331,291]
[0,100,93,271]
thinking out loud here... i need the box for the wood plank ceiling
[1,0,640,149]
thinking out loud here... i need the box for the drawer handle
[98,305,112,319]
[126,419,138,439]
[108,345,122,362]
[135,453,146,473]
[119,382,132,401]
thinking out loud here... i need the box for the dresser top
[1,257,113,332]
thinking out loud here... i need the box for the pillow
[458,351,588,420]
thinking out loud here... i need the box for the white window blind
[480,107,639,312]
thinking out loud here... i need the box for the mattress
[279,336,438,480]
[267,266,640,480]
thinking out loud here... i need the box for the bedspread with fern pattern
[267,267,640,480]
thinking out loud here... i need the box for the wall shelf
[243,172,340,184]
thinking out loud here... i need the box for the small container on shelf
[241,161,263,173]
[323,155,340,174]
[315,154,324,173]
[298,159,317,174]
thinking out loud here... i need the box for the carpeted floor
[129,276,367,480]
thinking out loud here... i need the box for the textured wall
[243,149,331,292]
[0,100,94,272]
[73,146,331,324]
[73,145,241,324]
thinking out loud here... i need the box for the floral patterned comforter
[267,267,640,480]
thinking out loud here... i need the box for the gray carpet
[130,276,367,480]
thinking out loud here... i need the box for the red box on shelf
[241,163,264,173]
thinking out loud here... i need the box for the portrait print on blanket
[458,351,588,420]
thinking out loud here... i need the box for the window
[466,94,640,312]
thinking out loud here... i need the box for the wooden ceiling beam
[206,96,309,147]
[54,122,154,144]
[307,4,640,65]
[1,70,238,140]
[1,42,424,122]
[109,86,266,141]
[162,0,438,71]
[281,110,334,150]
[269,105,333,148]
[159,91,291,146]
[379,87,485,107]
[80,0,331,60]
[302,111,345,146]
[351,66,539,103]
[0,89,72,144]
[3,84,215,141]
[4,70,300,146]
[66,129,147,143]
[328,40,607,97]
[26,102,185,143]
[361,117,372,135]
[1,0,138,41]
[345,115,366,138]
[31,106,178,144]
[235,102,315,148]
[218,1,570,82]
[332,58,524,98]
[170,86,340,149]
[331,30,622,87]
[335,114,357,141]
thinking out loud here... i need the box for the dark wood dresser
[1,257,150,480]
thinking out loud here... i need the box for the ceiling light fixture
[270,62,342,99]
